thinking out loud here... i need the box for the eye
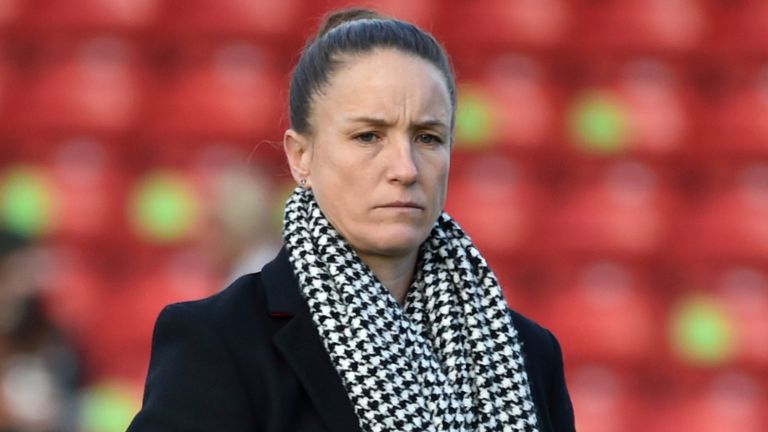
[416,133,444,145]
[354,132,379,143]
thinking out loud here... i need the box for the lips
[377,201,423,209]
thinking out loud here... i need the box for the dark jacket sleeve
[509,309,575,432]
[126,303,256,431]
[545,329,575,432]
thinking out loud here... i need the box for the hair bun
[316,7,385,39]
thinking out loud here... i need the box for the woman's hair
[288,8,456,135]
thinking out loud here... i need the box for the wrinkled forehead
[311,48,453,126]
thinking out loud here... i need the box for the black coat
[127,248,576,431]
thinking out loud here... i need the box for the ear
[283,129,313,187]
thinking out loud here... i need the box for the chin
[365,228,430,257]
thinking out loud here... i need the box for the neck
[357,250,419,305]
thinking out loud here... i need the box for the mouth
[377,201,424,210]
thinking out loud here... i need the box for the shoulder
[160,272,266,330]
[507,308,576,432]
[148,272,278,362]
[152,246,303,355]
[507,308,561,364]
[146,273,266,365]
[506,308,563,393]
[128,274,266,431]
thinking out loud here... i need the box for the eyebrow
[345,116,449,131]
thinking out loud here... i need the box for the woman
[128,8,575,432]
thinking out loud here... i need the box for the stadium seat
[583,0,708,52]
[720,0,768,55]
[39,246,103,340]
[22,0,159,32]
[568,366,639,432]
[544,160,671,256]
[47,137,123,242]
[708,66,768,156]
[161,0,303,40]
[671,372,767,432]
[542,261,660,364]
[566,59,690,157]
[617,59,690,155]
[442,0,571,50]
[485,55,559,151]
[0,45,17,140]
[674,163,768,259]
[0,0,21,29]
[714,266,768,367]
[145,42,281,139]
[13,37,143,134]
[445,155,545,256]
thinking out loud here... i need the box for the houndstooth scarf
[283,187,539,432]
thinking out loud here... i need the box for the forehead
[313,48,452,122]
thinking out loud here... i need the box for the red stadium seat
[443,0,572,50]
[145,42,281,139]
[47,137,126,243]
[162,0,304,40]
[674,164,768,259]
[568,366,640,432]
[39,246,103,340]
[445,155,546,257]
[583,0,708,53]
[541,261,661,364]
[13,37,143,134]
[671,373,767,432]
[544,161,672,256]
[714,266,768,367]
[617,60,690,155]
[485,55,559,152]
[23,0,159,32]
[566,59,691,157]
[0,0,22,29]
[707,65,768,156]
[719,0,768,55]
[0,44,18,143]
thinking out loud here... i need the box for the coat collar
[261,247,303,317]
[261,247,362,432]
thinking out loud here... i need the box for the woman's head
[288,8,456,135]
[284,9,455,263]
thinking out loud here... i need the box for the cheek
[430,155,451,199]
[309,150,345,197]
[311,167,365,229]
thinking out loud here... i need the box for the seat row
[3,1,768,55]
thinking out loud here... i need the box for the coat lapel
[261,248,362,432]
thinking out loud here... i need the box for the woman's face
[288,48,452,260]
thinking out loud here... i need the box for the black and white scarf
[283,187,539,432]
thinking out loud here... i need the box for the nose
[387,136,418,185]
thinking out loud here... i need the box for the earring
[300,178,307,187]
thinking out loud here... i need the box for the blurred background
[0,0,767,430]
